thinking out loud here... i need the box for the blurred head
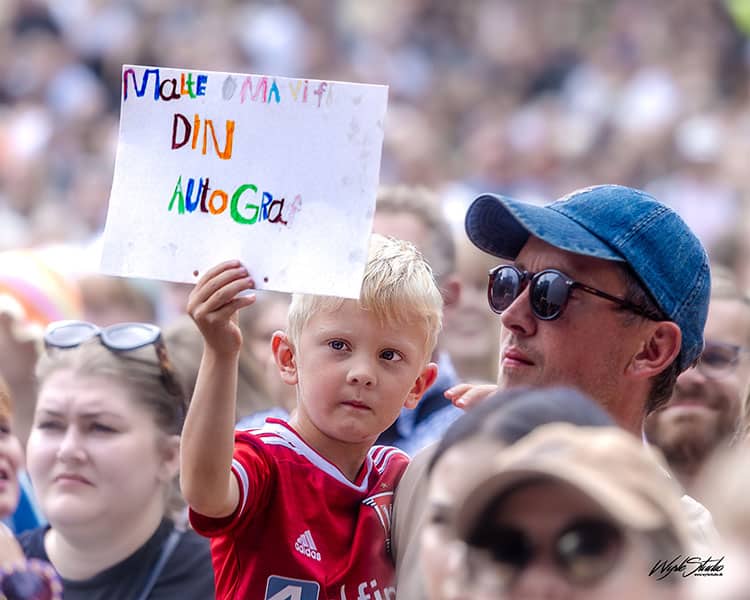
[451,424,689,599]
[0,249,82,443]
[465,185,710,433]
[238,291,295,413]
[421,386,614,600]
[77,274,157,326]
[0,375,23,519]
[690,444,750,599]
[372,185,460,323]
[645,265,750,488]
[27,322,186,535]
[442,234,502,383]
[164,308,283,421]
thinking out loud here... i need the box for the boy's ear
[404,362,439,409]
[628,321,681,379]
[272,331,298,385]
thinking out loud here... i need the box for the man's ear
[272,331,298,385]
[404,362,439,409]
[629,321,682,379]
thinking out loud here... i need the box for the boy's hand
[187,260,256,356]
[444,383,498,410]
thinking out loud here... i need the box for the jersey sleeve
[189,430,275,537]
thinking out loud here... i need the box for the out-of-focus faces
[372,211,430,255]
[443,238,500,384]
[0,393,23,519]
[461,480,683,600]
[27,370,178,534]
[421,439,504,600]
[242,294,295,412]
[645,298,750,473]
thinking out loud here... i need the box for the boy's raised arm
[180,260,257,518]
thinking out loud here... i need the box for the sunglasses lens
[101,323,161,351]
[490,267,521,313]
[44,321,99,348]
[557,520,622,584]
[530,271,570,319]
[473,526,531,570]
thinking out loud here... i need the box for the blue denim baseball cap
[465,184,710,372]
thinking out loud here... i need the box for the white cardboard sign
[100,65,388,298]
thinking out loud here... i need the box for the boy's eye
[328,340,348,351]
[380,349,402,362]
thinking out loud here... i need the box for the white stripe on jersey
[373,446,409,474]
[231,458,250,514]
[246,420,406,492]
[304,530,317,550]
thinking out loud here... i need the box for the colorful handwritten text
[167,175,302,226]
[171,113,235,160]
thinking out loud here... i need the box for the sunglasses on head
[44,320,182,397]
[487,265,660,321]
[468,517,624,586]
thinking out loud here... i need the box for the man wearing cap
[453,183,710,432]
[392,184,715,598]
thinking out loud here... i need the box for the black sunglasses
[469,518,624,586]
[487,265,660,321]
[44,320,182,397]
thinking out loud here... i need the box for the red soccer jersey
[189,418,409,600]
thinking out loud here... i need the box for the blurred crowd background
[2,0,750,316]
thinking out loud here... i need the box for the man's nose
[500,284,537,337]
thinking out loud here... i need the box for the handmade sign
[100,65,388,298]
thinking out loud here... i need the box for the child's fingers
[193,260,243,288]
[449,384,498,410]
[190,264,252,307]
[199,294,257,325]
[189,276,255,318]
[444,383,472,400]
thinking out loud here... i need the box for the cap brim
[456,465,666,542]
[465,194,624,262]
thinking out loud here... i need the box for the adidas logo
[294,529,321,562]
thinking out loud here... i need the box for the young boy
[180,234,442,600]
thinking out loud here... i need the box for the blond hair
[287,234,443,359]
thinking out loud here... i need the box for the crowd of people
[2,0,750,283]
[2,1,750,599]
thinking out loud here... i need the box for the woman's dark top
[18,519,215,599]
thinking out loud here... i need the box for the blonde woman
[19,321,214,599]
